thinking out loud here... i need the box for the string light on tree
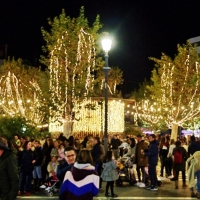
[148,43,200,139]
[0,71,45,124]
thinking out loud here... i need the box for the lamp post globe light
[101,37,112,152]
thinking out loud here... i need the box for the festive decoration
[0,8,124,135]
[143,43,200,140]
[0,71,45,124]
[135,99,164,131]
[49,28,96,121]
[49,98,125,137]
[41,8,104,136]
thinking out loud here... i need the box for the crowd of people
[1,132,200,199]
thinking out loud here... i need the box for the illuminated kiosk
[49,97,125,138]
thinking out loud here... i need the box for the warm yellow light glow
[49,29,96,125]
[49,99,125,136]
[0,72,45,124]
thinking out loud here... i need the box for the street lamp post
[101,38,112,152]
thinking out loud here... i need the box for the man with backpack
[173,140,188,189]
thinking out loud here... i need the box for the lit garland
[135,99,163,130]
[49,28,96,123]
[49,98,125,136]
[0,71,45,124]
[136,48,200,138]
[161,57,200,127]
[48,27,125,136]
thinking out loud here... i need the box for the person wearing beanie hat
[0,137,19,200]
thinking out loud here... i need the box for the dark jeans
[136,165,146,183]
[160,155,167,176]
[106,181,114,195]
[20,170,33,192]
[119,148,124,157]
[41,164,48,183]
[165,157,173,176]
[174,170,186,182]
[97,162,103,188]
[148,164,157,187]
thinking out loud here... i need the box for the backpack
[174,150,183,164]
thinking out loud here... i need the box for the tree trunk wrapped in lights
[147,43,200,140]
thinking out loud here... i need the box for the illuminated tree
[135,98,166,132]
[132,80,166,131]
[0,58,49,124]
[41,7,104,126]
[147,43,200,140]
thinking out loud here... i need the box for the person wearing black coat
[91,137,102,166]
[81,136,88,148]
[58,133,67,142]
[188,136,200,157]
[41,137,54,184]
[0,137,19,200]
[18,141,36,196]
[143,134,159,191]
[173,140,188,189]
[32,140,44,192]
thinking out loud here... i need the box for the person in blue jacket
[56,146,76,183]
[142,134,159,191]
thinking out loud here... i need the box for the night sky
[1,0,200,95]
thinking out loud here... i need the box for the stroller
[115,156,137,186]
[44,180,60,196]
[44,176,60,197]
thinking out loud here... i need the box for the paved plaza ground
[17,163,194,200]
[17,179,194,200]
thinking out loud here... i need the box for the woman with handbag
[101,151,118,197]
